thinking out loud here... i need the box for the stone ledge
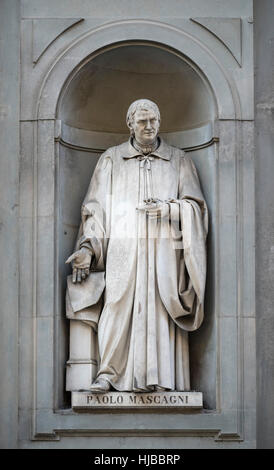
[71,391,203,409]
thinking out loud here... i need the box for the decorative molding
[59,122,216,151]
[56,121,218,154]
[31,424,242,441]
[215,432,243,442]
[190,18,242,66]
[32,432,59,442]
[32,18,84,64]
[55,136,219,154]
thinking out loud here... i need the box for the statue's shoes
[90,378,111,393]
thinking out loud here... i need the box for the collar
[132,138,159,156]
[123,137,172,161]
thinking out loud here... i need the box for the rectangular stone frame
[17,3,256,448]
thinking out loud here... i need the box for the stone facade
[0,0,272,449]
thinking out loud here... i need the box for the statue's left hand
[65,247,93,283]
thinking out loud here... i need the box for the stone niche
[21,9,255,444]
[57,43,217,410]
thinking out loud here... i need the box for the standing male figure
[66,99,208,393]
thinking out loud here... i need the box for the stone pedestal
[71,391,203,410]
[66,321,98,391]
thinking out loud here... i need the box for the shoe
[90,378,111,393]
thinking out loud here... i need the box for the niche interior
[56,42,217,409]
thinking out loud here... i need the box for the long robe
[66,138,208,392]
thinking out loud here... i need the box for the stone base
[71,391,203,409]
[66,361,97,392]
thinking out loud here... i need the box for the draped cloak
[66,138,208,392]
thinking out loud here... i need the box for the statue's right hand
[65,247,93,283]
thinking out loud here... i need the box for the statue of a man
[66,99,208,393]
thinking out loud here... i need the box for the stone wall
[0,0,270,449]
[254,0,274,450]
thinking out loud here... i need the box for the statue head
[126,99,161,146]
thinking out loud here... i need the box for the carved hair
[126,99,161,135]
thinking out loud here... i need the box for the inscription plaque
[71,391,203,409]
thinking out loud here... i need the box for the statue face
[132,108,160,145]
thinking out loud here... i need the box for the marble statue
[66,99,208,393]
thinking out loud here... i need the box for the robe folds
[66,138,208,392]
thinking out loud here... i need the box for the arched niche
[56,42,217,409]
[58,43,215,134]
